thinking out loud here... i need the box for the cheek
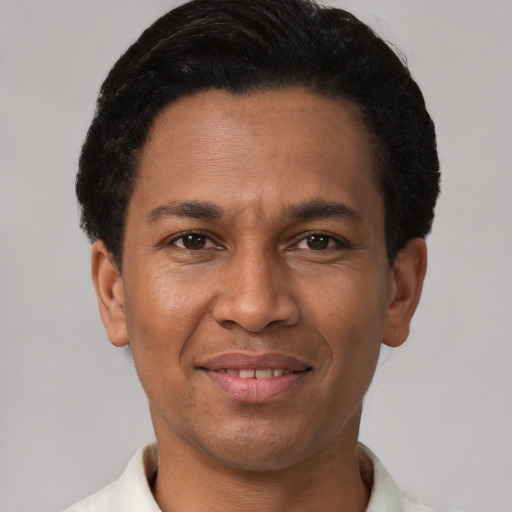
[303,266,388,340]
[300,267,388,387]
[124,262,211,337]
[122,265,214,391]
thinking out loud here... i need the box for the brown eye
[306,235,330,250]
[181,234,207,250]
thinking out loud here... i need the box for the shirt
[63,443,449,512]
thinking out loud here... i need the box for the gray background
[1,1,511,511]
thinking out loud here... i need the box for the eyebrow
[147,200,223,223]
[287,200,363,223]
[147,199,362,224]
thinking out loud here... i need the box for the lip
[199,352,312,403]
[200,352,311,372]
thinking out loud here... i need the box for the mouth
[214,368,299,378]
[198,352,312,403]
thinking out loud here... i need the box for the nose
[212,248,301,333]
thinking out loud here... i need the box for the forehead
[130,87,383,229]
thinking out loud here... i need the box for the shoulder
[360,444,462,512]
[402,492,445,511]
[402,493,465,512]
[62,443,160,512]
[63,481,118,512]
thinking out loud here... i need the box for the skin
[92,88,427,511]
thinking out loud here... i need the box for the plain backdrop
[1,1,511,511]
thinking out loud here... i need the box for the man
[66,0,443,510]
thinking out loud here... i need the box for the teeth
[255,369,273,379]
[219,368,292,379]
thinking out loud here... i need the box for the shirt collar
[360,444,403,511]
[111,443,161,511]
[110,442,403,511]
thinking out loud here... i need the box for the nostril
[212,292,300,333]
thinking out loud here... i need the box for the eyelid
[289,231,351,250]
[162,230,349,251]
[165,230,221,249]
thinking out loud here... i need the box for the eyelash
[167,232,219,251]
[166,231,349,252]
[292,233,349,251]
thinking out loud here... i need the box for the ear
[91,240,129,347]
[382,238,427,348]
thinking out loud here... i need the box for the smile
[215,368,295,379]
[199,352,312,402]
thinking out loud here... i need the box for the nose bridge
[235,244,277,306]
[212,240,300,332]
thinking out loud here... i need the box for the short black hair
[77,0,440,266]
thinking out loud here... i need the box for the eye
[295,234,345,251]
[171,233,216,250]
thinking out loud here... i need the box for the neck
[152,414,370,512]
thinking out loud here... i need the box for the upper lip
[199,352,312,372]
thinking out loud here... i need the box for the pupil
[307,235,328,250]
[184,234,205,249]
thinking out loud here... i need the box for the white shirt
[64,443,450,512]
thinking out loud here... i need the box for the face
[94,88,421,471]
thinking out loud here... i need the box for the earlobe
[91,240,129,347]
[383,238,427,348]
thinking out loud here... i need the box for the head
[77,0,439,268]
[79,0,439,478]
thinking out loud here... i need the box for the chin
[192,419,318,472]
[206,444,306,472]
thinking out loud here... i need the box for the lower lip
[203,370,309,403]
